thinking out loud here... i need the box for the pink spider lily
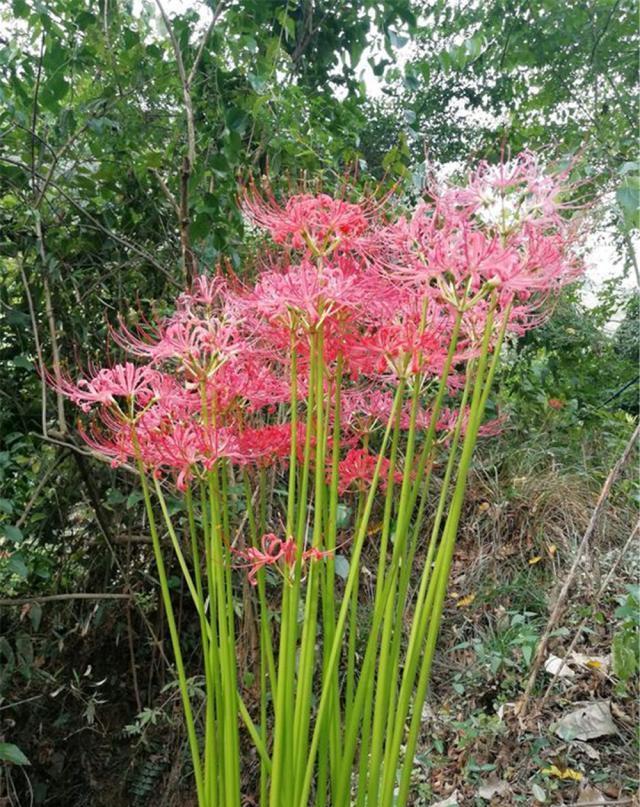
[49,154,586,807]
[52,362,161,413]
[241,182,383,256]
[334,447,403,495]
[234,533,330,585]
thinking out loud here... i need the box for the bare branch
[153,0,226,283]
[518,423,640,720]
[0,593,133,607]
[18,257,48,436]
[0,156,180,287]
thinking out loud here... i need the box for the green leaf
[126,491,143,509]
[388,30,409,49]
[248,73,267,94]
[334,555,349,580]
[0,742,30,766]
[2,524,23,543]
[12,355,33,369]
[532,783,546,803]
[7,553,28,578]
[40,74,70,108]
[210,153,229,178]
[29,602,43,631]
[0,498,13,515]
[11,0,29,18]
[225,107,249,134]
[335,503,351,530]
[616,175,640,230]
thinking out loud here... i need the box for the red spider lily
[176,274,229,312]
[242,185,376,255]
[52,362,161,412]
[237,423,294,468]
[234,533,330,585]
[114,315,244,376]
[334,448,403,495]
[239,255,395,329]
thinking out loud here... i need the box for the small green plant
[612,584,640,692]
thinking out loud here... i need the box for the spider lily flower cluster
[53,152,582,807]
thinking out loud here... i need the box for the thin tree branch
[150,168,181,218]
[153,0,225,283]
[0,593,133,607]
[540,519,640,706]
[518,423,640,720]
[18,257,48,436]
[0,156,180,287]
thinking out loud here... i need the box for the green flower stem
[318,355,344,805]
[380,298,501,807]
[242,471,275,807]
[237,693,272,773]
[293,326,327,798]
[406,309,463,516]
[242,470,277,694]
[185,485,218,807]
[366,372,423,804]
[378,363,473,803]
[200,481,225,806]
[297,381,405,807]
[353,387,404,807]
[208,470,241,807]
[287,324,299,535]
[270,327,316,807]
[152,477,212,642]
[137,462,205,806]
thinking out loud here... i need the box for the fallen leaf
[531,782,547,802]
[456,593,476,608]
[477,774,510,800]
[496,701,515,721]
[529,555,543,565]
[577,785,610,804]
[571,652,610,674]
[547,543,557,557]
[542,764,583,781]
[421,703,435,721]
[544,653,576,679]
[572,740,601,761]
[553,701,617,741]
[431,792,461,807]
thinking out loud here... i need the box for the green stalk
[137,462,205,805]
[379,298,502,807]
[318,354,344,805]
[243,470,277,694]
[185,485,217,807]
[242,471,275,807]
[208,469,241,807]
[394,306,511,807]
[354,388,404,807]
[200,481,225,807]
[293,326,327,799]
[287,324,299,535]
[366,373,423,805]
[406,310,463,515]
[152,477,211,641]
[296,381,405,807]
[270,325,314,807]
[344,489,364,718]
